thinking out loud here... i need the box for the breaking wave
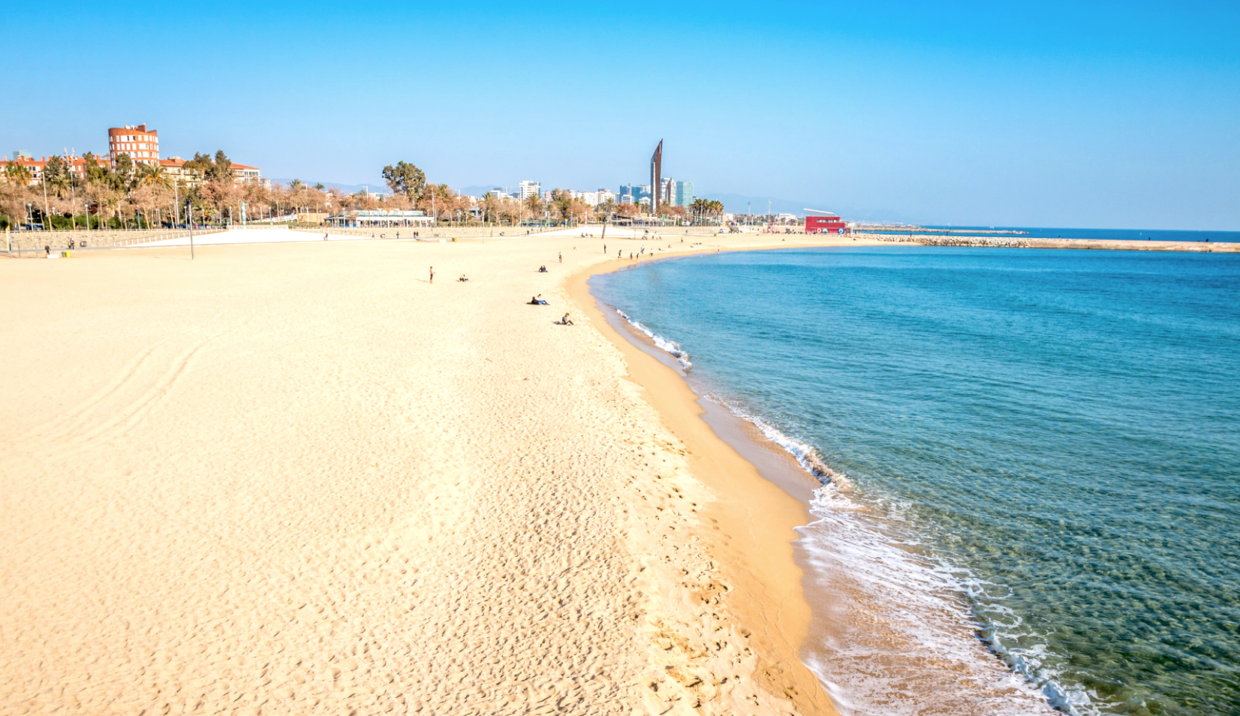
[615,309,692,370]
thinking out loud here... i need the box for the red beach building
[805,213,847,234]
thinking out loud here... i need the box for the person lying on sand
[459,275,469,282]
[528,295,548,305]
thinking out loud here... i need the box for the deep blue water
[592,247,1240,715]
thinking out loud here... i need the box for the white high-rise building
[519,180,541,200]
[597,189,616,205]
[579,191,599,207]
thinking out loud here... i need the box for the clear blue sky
[4,1,1237,228]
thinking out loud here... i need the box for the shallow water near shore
[591,246,1240,715]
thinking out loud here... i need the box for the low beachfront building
[159,158,266,189]
[1,153,113,185]
[326,209,433,228]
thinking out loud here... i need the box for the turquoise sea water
[591,247,1240,716]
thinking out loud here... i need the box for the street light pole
[42,172,50,231]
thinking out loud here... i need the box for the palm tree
[689,198,708,222]
[481,192,499,223]
[4,161,32,185]
[137,164,170,189]
[549,190,573,226]
[524,193,542,223]
[288,179,305,191]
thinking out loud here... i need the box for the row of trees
[0,150,380,230]
[0,150,258,230]
[1,155,729,230]
[381,161,723,226]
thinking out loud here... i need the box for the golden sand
[0,230,871,715]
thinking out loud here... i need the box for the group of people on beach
[427,252,573,326]
[527,294,572,325]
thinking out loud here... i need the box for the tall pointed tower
[650,140,663,215]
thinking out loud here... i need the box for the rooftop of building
[109,124,157,135]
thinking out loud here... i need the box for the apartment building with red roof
[2,123,265,188]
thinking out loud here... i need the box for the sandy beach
[0,229,871,715]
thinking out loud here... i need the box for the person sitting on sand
[459,275,469,282]
[560,313,573,325]
[529,295,548,305]
[538,265,547,273]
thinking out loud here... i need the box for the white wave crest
[717,401,1095,715]
[720,402,850,490]
[615,309,692,370]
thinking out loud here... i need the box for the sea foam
[616,309,692,370]
[607,295,1095,714]
[722,403,1097,715]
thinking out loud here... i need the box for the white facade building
[519,180,541,200]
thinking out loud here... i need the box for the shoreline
[568,242,1080,716]
[572,243,1097,716]
[566,245,854,715]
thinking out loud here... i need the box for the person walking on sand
[558,252,562,263]
[429,266,434,283]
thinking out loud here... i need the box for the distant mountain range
[459,185,506,197]
[698,193,914,223]
[269,178,388,195]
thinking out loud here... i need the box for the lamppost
[187,200,195,260]
[42,174,50,231]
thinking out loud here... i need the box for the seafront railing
[4,227,227,254]
[289,225,567,240]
